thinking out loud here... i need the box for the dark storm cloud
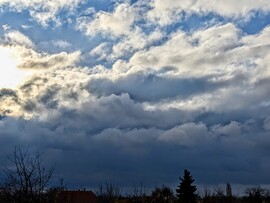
[0,88,21,117]
[0,88,18,102]
[1,112,270,188]
[88,72,225,102]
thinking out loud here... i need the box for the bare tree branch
[0,146,54,203]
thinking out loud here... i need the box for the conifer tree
[176,169,197,203]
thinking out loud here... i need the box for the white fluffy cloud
[0,44,80,71]
[4,30,34,48]
[77,2,137,37]
[79,2,165,60]
[129,23,243,77]
[1,30,81,70]
[0,0,83,26]
[17,49,81,70]
[147,0,270,25]
[0,30,81,115]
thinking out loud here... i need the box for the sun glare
[0,47,30,89]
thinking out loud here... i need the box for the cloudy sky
[1,0,270,191]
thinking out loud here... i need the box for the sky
[1,0,270,192]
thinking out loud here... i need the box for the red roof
[56,190,97,203]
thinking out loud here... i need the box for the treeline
[95,185,270,203]
[95,171,270,203]
[1,147,270,203]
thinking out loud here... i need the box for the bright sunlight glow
[0,47,30,89]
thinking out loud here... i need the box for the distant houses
[56,190,97,203]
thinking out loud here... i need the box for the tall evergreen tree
[176,169,197,203]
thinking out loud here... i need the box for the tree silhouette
[176,169,197,203]
[226,183,232,198]
[244,187,266,203]
[151,185,174,203]
[0,146,54,203]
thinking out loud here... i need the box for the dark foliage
[151,185,174,203]
[96,183,122,203]
[243,187,268,203]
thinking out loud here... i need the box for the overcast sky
[1,0,270,191]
